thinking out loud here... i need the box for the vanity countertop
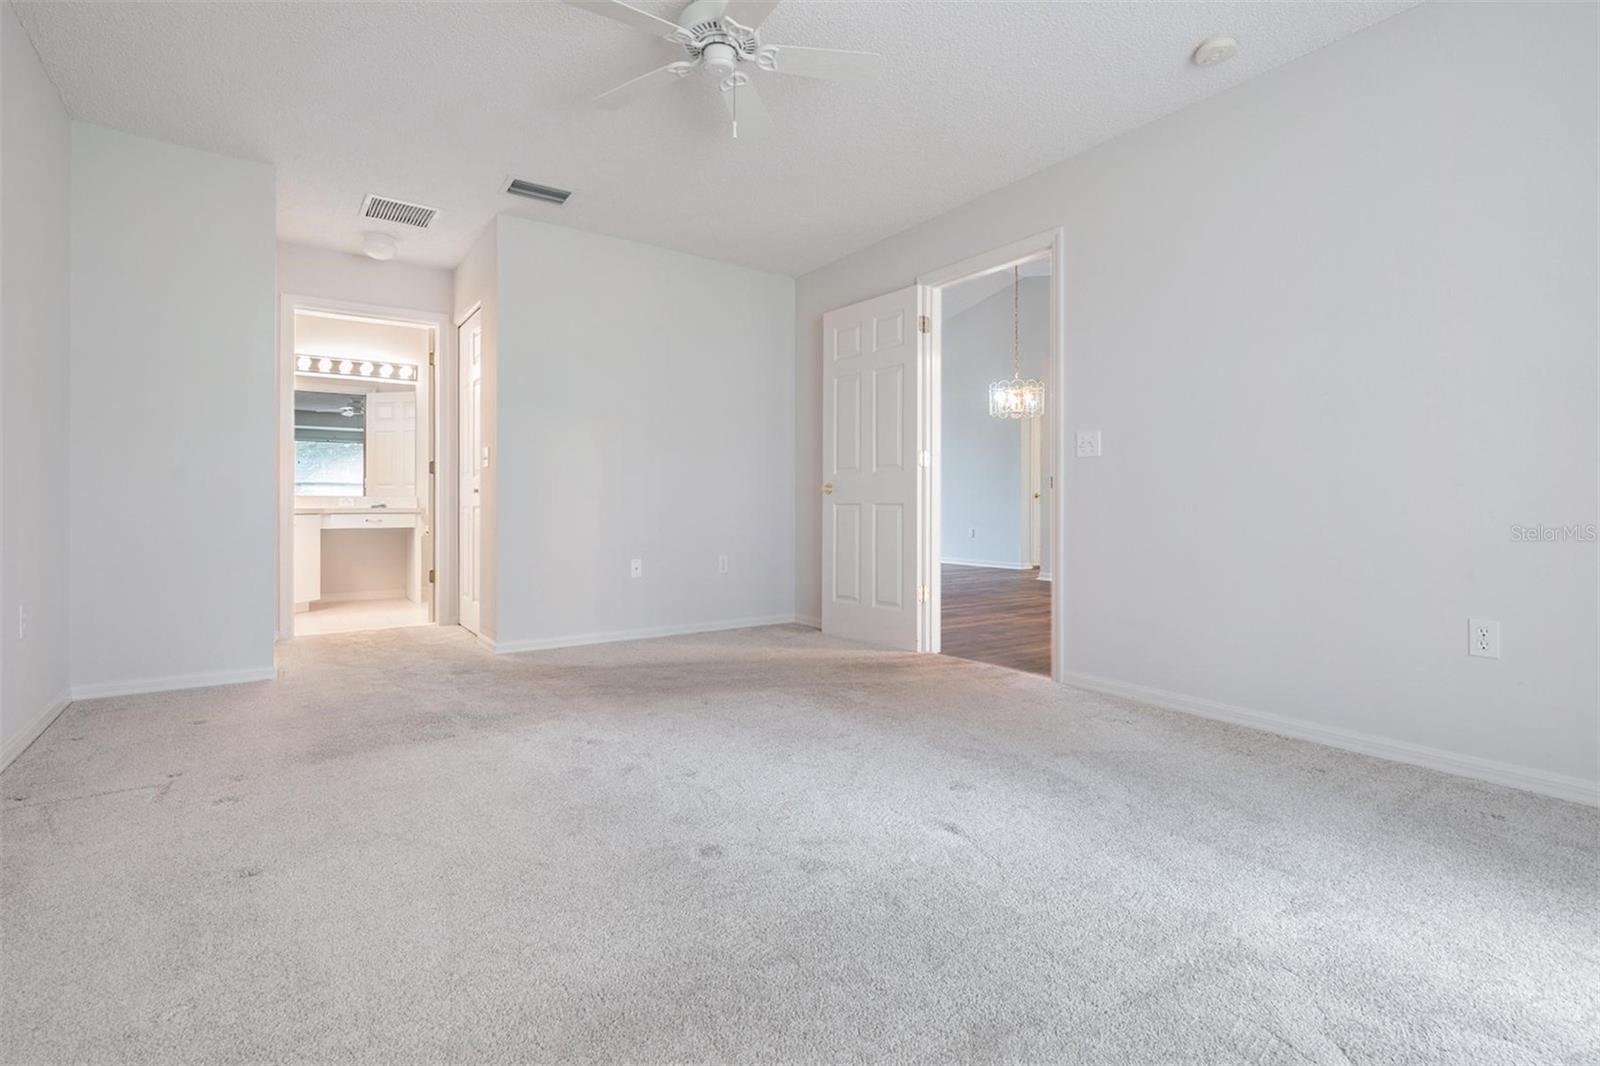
[294,506,422,516]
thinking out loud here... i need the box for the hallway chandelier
[988,265,1043,420]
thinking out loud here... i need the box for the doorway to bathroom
[278,299,452,638]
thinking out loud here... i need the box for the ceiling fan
[564,0,879,138]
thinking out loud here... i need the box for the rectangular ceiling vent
[504,178,572,206]
[360,194,438,229]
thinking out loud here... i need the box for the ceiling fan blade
[563,0,682,39]
[721,0,780,30]
[721,76,773,140]
[756,44,878,81]
[595,60,700,109]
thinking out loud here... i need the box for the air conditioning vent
[360,194,438,229]
[504,178,572,206]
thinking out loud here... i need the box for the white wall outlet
[630,558,642,579]
[1468,618,1500,659]
[16,603,28,641]
[717,554,729,574]
[1076,430,1102,458]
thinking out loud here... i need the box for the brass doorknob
[822,483,834,495]
[1033,491,1040,499]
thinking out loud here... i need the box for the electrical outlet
[16,604,28,641]
[1468,618,1500,659]
[630,558,642,579]
[1076,430,1102,458]
[717,554,729,574]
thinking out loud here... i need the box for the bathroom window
[294,391,366,496]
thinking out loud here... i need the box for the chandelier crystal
[988,265,1044,420]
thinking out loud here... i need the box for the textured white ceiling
[15,1,1409,276]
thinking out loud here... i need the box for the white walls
[795,2,1598,795]
[489,216,795,651]
[941,276,1048,568]
[318,530,409,600]
[0,1,71,765]
[293,314,430,366]
[69,124,277,695]
[278,243,451,316]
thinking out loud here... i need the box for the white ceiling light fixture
[988,266,1043,421]
[361,231,398,260]
[565,0,880,139]
[1191,35,1239,68]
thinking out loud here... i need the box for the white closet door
[457,311,483,636]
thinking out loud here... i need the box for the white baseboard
[941,557,1030,570]
[71,665,279,702]
[492,614,800,655]
[793,614,821,630]
[1061,670,1598,807]
[0,691,72,773]
[317,589,408,604]
[1036,570,1052,582]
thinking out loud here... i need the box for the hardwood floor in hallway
[940,564,1052,676]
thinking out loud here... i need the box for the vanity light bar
[295,355,415,381]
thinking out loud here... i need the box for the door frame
[276,294,457,639]
[916,228,1066,681]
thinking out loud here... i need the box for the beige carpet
[1,624,1595,1064]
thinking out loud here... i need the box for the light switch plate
[1076,430,1102,458]
[630,558,642,579]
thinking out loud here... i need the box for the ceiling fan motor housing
[674,0,759,77]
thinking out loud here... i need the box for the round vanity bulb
[339,360,353,374]
[296,355,312,371]
[359,362,374,376]
[379,363,394,378]
[399,365,415,380]
[317,358,333,372]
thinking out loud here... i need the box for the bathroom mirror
[293,384,418,499]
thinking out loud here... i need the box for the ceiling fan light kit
[566,0,880,139]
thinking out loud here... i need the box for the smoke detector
[1192,36,1239,67]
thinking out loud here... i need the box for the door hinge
[916,583,929,604]
[428,345,436,367]
[428,460,436,475]
[428,568,436,584]
[918,315,930,334]
[919,449,930,468]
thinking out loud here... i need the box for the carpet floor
[1,624,1594,1064]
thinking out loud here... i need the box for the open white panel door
[457,310,483,636]
[821,285,926,650]
[365,390,418,499]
